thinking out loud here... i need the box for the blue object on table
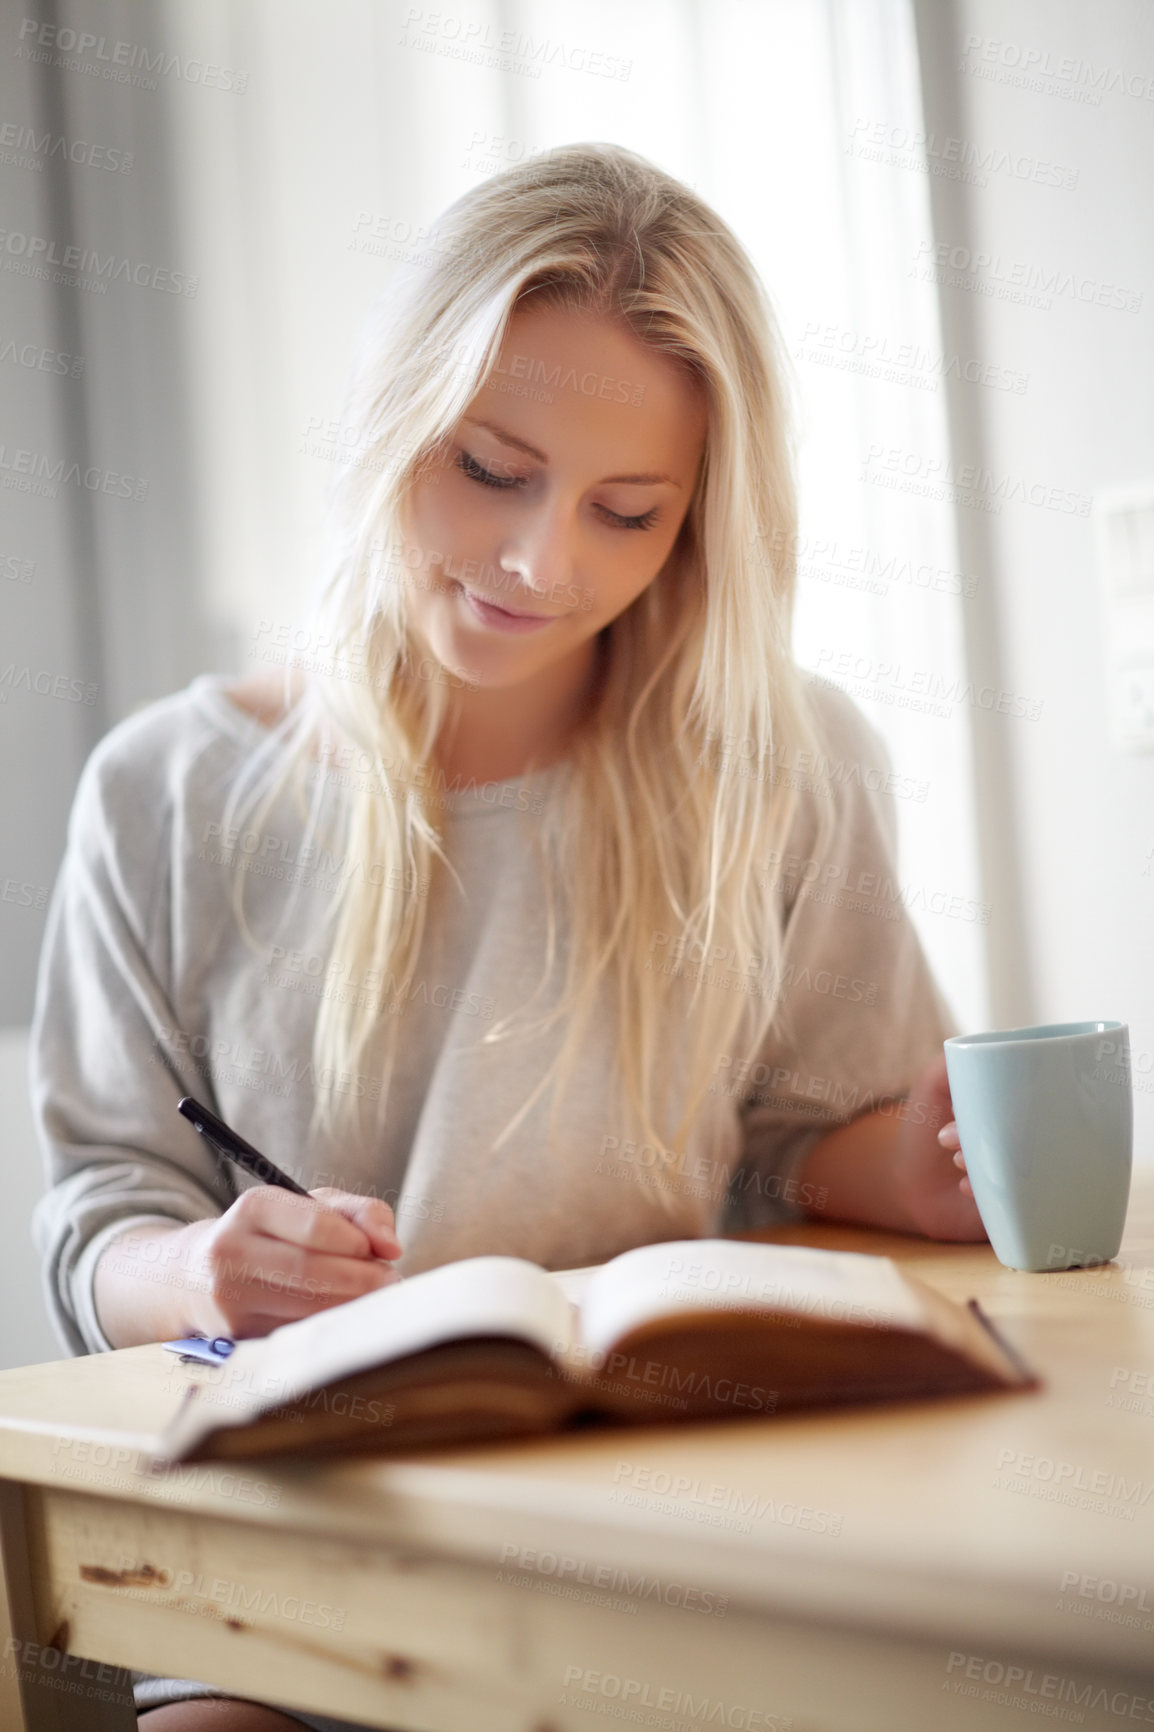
[162,1336,236,1364]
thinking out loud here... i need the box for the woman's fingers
[943,1137,974,1199]
[201,1230,400,1332]
[230,1185,372,1255]
[188,1186,405,1336]
[935,1118,975,1199]
[247,1240,399,1304]
[230,1185,400,1260]
[309,1186,401,1259]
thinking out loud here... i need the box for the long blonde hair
[220,141,834,1199]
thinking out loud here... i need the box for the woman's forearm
[792,1109,919,1234]
[92,1222,205,1349]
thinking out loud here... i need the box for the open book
[157,1239,1037,1463]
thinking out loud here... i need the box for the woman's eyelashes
[605,504,661,532]
[457,448,519,490]
[454,448,661,532]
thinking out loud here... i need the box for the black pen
[177,1096,312,1196]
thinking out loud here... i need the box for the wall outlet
[1094,483,1154,752]
[1113,664,1154,749]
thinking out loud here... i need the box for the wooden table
[2,1177,1154,1732]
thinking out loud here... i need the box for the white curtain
[159,0,988,1029]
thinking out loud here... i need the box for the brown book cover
[155,1239,1039,1464]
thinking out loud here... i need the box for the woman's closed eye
[457,447,521,491]
[455,448,661,532]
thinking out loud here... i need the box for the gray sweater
[30,670,957,1358]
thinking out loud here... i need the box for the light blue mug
[943,1021,1133,1272]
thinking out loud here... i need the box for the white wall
[915,0,1154,1154]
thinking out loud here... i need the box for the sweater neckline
[187,672,562,816]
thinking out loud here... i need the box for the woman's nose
[496,507,577,601]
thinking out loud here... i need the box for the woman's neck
[434,637,602,785]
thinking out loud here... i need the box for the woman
[30,142,980,1731]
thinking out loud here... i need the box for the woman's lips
[455,582,557,633]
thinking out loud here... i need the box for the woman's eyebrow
[461,416,681,488]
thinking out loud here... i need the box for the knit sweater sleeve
[724,677,960,1230]
[29,703,239,1356]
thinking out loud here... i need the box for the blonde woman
[31,143,981,1732]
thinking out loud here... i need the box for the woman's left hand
[893,1053,988,1241]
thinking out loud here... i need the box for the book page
[551,1264,600,1305]
[209,1256,576,1425]
[575,1239,926,1360]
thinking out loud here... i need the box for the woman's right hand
[174,1185,403,1338]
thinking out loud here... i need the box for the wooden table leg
[0,1480,136,1732]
